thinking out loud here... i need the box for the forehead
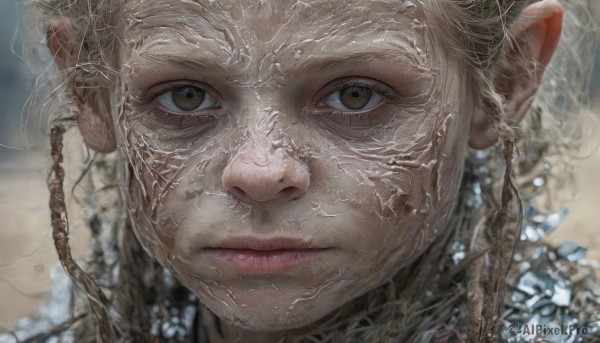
[121,0,431,75]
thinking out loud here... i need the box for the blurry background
[0,0,599,335]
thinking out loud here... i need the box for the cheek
[318,107,466,264]
[120,146,182,263]
[316,109,464,218]
[117,113,227,264]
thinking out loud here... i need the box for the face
[115,0,472,332]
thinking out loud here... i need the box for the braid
[49,120,113,341]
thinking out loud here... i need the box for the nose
[222,141,310,203]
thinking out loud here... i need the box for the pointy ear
[47,17,117,153]
[468,0,563,149]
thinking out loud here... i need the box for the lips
[201,236,331,274]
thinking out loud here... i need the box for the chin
[202,290,345,333]
[210,305,326,332]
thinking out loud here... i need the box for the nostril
[231,186,247,199]
[280,186,302,200]
[222,159,309,202]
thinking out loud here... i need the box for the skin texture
[115,0,471,338]
[46,0,565,341]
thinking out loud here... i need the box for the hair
[18,0,599,342]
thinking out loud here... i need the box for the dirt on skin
[0,117,599,334]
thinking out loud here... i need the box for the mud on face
[108,0,479,332]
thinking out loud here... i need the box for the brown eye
[158,85,217,112]
[172,86,204,111]
[339,86,372,110]
[325,85,382,112]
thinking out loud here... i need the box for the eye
[325,85,383,111]
[157,86,217,113]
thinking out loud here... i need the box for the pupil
[340,86,371,110]
[172,86,204,111]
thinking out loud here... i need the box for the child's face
[117,0,471,331]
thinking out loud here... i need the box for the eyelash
[144,78,400,129]
[313,78,399,127]
[317,79,395,109]
[141,82,222,129]
[150,82,220,109]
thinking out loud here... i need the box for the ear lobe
[47,18,117,153]
[468,0,563,150]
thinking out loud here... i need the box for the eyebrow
[128,45,427,83]
[130,52,227,75]
[126,44,437,109]
[295,50,424,75]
